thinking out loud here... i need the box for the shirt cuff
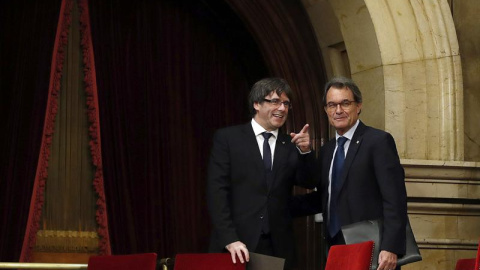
[297,146,311,154]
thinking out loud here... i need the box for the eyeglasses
[263,98,292,109]
[325,100,357,111]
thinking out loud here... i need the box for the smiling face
[253,91,289,131]
[325,86,362,135]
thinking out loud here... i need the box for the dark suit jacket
[293,121,407,255]
[207,122,316,267]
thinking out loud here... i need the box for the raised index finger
[300,124,309,134]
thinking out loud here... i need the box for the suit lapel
[324,140,336,168]
[272,133,289,171]
[269,133,289,190]
[244,124,292,191]
[338,121,367,191]
[242,123,265,174]
[322,139,336,211]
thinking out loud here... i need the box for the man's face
[253,91,289,131]
[324,87,362,135]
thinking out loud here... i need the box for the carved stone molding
[403,159,480,255]
[402,159,480,181]
[417,238,478,250]
[408,202,480,216]
[403,159,480,202]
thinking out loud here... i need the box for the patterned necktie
[262,132,273,171]
[328,136,348,237]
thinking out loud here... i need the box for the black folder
[342,218,422,270]
[247,252,285,270]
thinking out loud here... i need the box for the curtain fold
[20,0,74,262]
[88,0,267,256]
[78,0,111,255]
[0,0,63,262]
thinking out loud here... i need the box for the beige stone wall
[453,0,480,162]
[404,160,480,269]
[301,0,480,269]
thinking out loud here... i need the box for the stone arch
[304,0,464,161]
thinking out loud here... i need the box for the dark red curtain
[0,0,62,262]
[0,0,324,263]
[88,0,268,256]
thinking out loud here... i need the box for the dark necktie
[262,132,273,171]
[261,132,273,234]
[328,136,348,238]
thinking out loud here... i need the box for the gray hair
[323,77,363,105]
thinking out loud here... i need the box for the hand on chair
[226,241,249,264]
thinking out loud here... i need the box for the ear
[356,103,363,115]
[254,102,261,111]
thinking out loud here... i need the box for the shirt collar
[251,119,278,138]
[336,119,360,141]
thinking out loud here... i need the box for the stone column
[330,0,464,161]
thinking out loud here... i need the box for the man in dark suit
[207,77,316,269]
[294,77,407,270]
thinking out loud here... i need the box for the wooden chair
[88,253,157,270]
[174,253,245,270]
[325,241,374,270]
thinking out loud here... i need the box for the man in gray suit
[207,77,316,269]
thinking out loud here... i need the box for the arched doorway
[224,1,328,269]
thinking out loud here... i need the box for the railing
[0,263,88,269]
[0,257,173,269]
